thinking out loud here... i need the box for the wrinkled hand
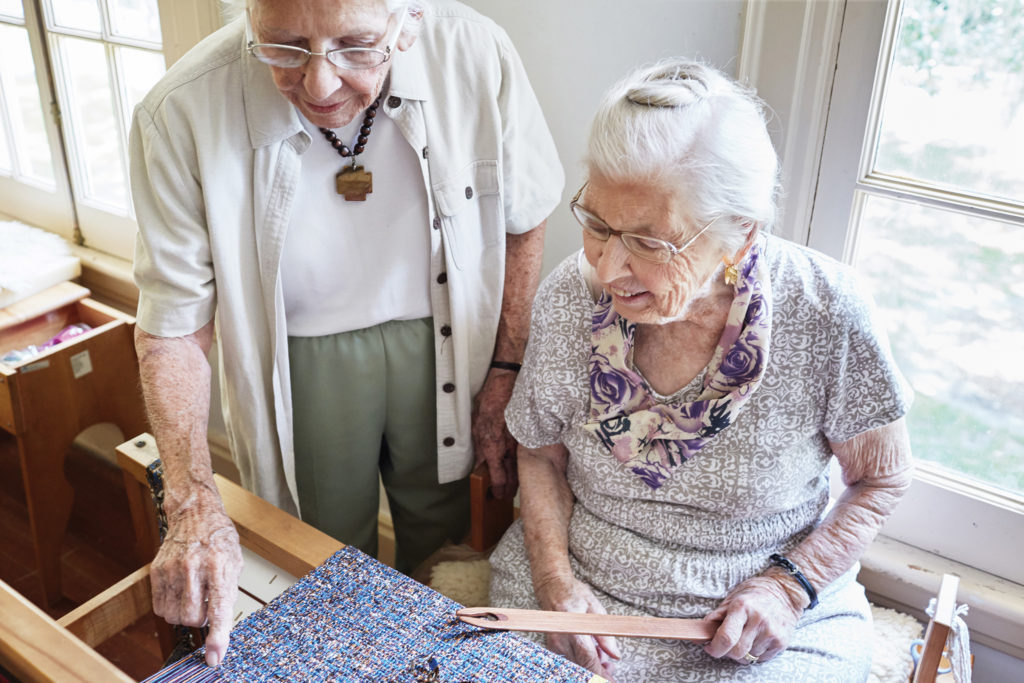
[471,369,518,499]
[703,574,803,664]
[151,483,243,667]
[535,575,622,681]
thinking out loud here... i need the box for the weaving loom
[0,434,598,681]
[115,434,597,683]
[143,545,597,682]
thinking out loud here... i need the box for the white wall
[463,0,746,276]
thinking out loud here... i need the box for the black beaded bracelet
[490,360,522,373]
[769,553,819,610]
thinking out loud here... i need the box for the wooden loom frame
[0,432,562,682]
[911,573,967,683]
[0,434,342,682]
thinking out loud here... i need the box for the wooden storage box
[0,281,148,606]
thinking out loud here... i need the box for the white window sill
[859,534,1024,660]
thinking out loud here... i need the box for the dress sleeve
[822,267,913,443]
[493,28,564,235]
[506,253,592,448]
[129,103,216,338]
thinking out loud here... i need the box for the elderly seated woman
[489,58,914,682]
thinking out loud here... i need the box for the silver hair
[585,58,780,252]
[222,0,425,39]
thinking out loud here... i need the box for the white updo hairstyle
[586,58,780,254]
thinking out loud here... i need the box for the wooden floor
[0,430,165,680]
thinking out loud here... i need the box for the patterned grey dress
[489,235,911,682]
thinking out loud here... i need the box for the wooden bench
[0,282,149,607]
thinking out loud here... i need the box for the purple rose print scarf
[582,243,772,489]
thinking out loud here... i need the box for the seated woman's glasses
[569,183,719,264]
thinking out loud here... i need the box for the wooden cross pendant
[336,165,373,201]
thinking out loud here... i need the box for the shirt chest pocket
[432,160,503,270]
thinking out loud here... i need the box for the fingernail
[207,652,220,667]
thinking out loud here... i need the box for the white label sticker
[70,350,93,379]
[20,360,50,374]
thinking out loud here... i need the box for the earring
[722,256,739,285]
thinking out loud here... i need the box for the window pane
[0,24,56,185]
[874,0,1024,203]
[0,1,24,19]
[48,0,101,33]
[108,0,161,43]
[854,194,1024,496]
[118,45,164,113]
[56,34,127,210]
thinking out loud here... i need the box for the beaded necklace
[318,94,382,201]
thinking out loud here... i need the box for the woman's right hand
[535,575,622,681]
[151,481,243,667]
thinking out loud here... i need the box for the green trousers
[288,317,469,574]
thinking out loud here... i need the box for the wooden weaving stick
[913,573,961,683]
[457,607,719,641]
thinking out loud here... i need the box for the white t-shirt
[281,109,431,336]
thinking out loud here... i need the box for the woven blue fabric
[143,546,592,682]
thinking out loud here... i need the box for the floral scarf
[582,243,772,489]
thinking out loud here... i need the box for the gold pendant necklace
[319,95,382,202]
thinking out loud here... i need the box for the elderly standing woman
[131,0,562,667]
[489,58,913,682]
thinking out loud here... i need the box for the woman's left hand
[702,574,803,665]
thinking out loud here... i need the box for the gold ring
[743,652,759,664]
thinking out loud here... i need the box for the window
[812,0,1024,583]
[0,1,75,234]
[0,8,53,188]
[0,0,221,261]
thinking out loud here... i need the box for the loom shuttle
[456,607,719,641]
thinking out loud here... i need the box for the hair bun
[626,65,710,108]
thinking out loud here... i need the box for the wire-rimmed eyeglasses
[245,8,407,70]
[570,183,720,264]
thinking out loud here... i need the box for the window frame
[0,0,222,259]
[741,0,1024,587]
